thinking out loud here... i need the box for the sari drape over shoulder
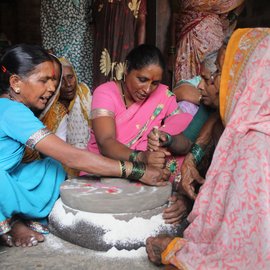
[174,0,244,82]
[87,81,192,178]
[162,28,270,270]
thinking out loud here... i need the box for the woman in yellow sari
[45,57,92,176]
[146,28,270,270]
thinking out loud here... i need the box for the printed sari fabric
[162,28,270,270]
[0,99,65,235]
[92,0,147,89]
[86,81,192,178]
[173,0,244,82]
[40,0,94,88]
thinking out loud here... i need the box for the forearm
[97,137,133,161]
[68,150,124,177]
[36,134,125,177]
[195,112,220,148]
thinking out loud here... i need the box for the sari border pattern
[26,128,52,150]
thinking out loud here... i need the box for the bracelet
[119,160,127,178]
[128,150,141,162]
[190,144,205,165]
[128,161,146,180]
[161,133,173,147]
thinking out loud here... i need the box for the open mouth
[39,96,50,103]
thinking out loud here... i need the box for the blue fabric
[0,99,66,231]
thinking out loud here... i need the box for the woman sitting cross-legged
[84,44,193,225]
[0,44,167,248]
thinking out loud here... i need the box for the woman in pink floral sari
[172,0,245,83]
[146,28,270,269]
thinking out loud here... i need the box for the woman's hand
[146,235,174,265]
[180,153,205,200]
[162,194,189,225]
[147,130,171,151]
[138,150,170,168]
[140,166,169,186]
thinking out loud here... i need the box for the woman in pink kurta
[146,28,270,269]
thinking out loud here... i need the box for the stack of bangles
[190,143,205,165]
[128,150,141,162]
[119,160,146,180]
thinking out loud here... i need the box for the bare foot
[10,221,45,247]
[0,233,13,247]
[146,235,174,265]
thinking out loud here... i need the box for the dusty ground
[0,233,164,270]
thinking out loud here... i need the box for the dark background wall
[0,0,41,45]
[2,0,270,46]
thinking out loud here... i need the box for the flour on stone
[50,199,172,245]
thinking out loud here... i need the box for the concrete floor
[0,233,164,270]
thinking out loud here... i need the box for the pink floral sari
[86,81,192,177]
[162,28,270,269]
[174,0,244,82]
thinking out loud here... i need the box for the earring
[14,88,20,94]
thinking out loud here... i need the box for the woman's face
[60,66,76,101]
[198,64,220,109]
[15,61,56,111]
[125,64,163,103]
[198,47,225,109]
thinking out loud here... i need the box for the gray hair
[203,50,218,74]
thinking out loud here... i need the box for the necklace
[120,80,128,109]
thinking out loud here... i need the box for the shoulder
[94,81,118,92]
[79,82,91,94]
[93,81,118,98]
[156,83,175,97]
[0,99,32,117]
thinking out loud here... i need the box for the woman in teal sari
[0,44,167,248]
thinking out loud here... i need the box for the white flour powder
[50,199,173,245]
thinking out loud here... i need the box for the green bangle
[190,144,205,165]
[119,160,127,178]
[161,133,173,147]
[129,150,141,162]
[128,161,146,180]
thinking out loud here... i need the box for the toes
[0,234,13,247]
[27,236,38,247]
[33,232,45,242]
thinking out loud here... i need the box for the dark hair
[125,44,166,73]
[0,44,52,94]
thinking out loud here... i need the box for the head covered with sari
[161,28,270,269]
[58,56,91,131]
[174,0,245,82]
